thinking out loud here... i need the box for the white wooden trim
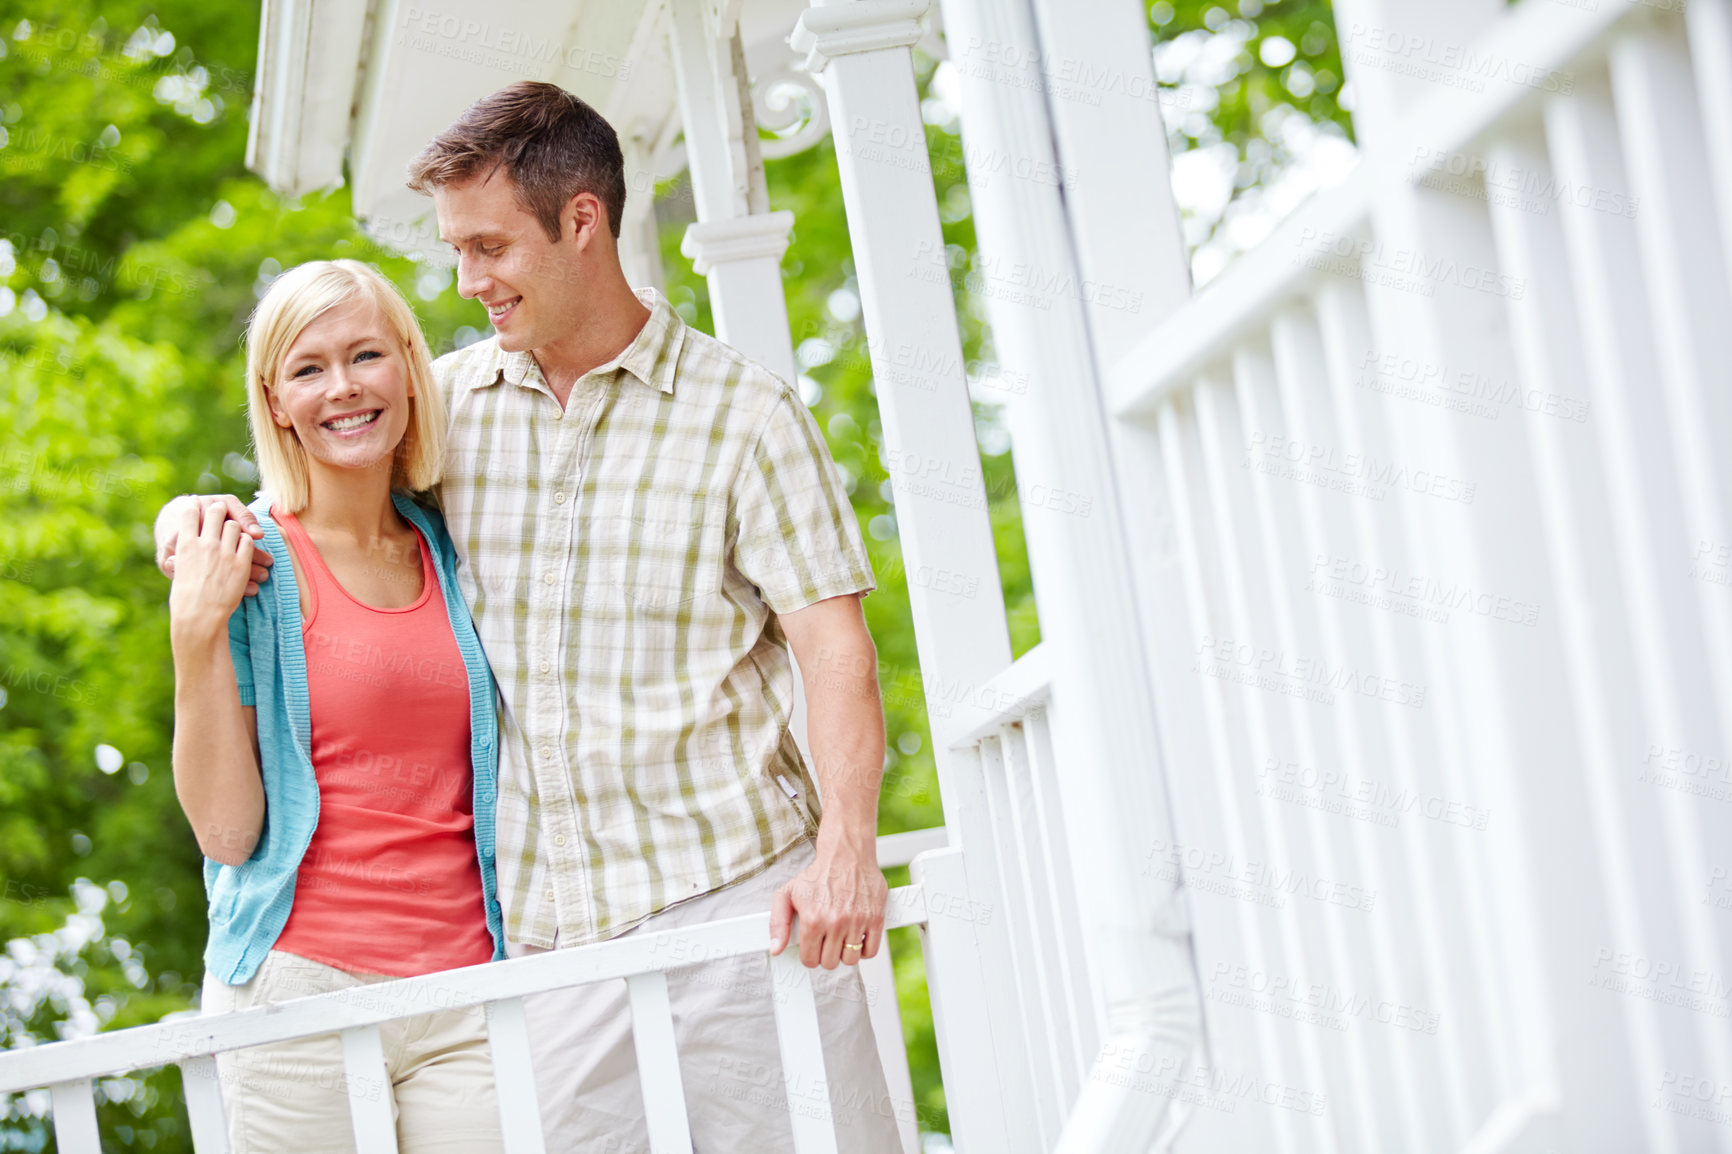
[627,971,695,1154]
[978,733,1061,1146]
[0,890,929,1092]
[1484,114,1675,1153]
[767,947,840,1154]
[1109,0,1645,423]
[909,845,1019,1152]
[856,942,919,1154]
[946,644,1052,748]
[484,997,549,1154]
[49,1079,99,1154]
[339,1025,398,1154]
[178,1055,232,1154]
[875,826,948,869]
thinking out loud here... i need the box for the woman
[168,259,505,1153]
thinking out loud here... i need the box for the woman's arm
[169,502,266,867]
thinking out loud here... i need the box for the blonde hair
[243,260,445,513]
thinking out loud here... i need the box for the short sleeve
[733,392,876,614]
[227,603,254,708]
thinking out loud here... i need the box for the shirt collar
[487,287,685,396]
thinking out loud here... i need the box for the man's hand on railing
[155,494,271,595]
[769,832,888,970]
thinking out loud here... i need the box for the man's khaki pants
[506,839,904,1152]
[201,950,504,1154]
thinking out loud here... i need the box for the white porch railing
[0,829,955,1153]
[933,0,1732,1147]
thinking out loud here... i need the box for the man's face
[433,172,590,354]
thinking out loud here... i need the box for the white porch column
[618,134,665,294]
[668,0,797,383]
[932,0,1203,1149]
[790,2,1023,1150]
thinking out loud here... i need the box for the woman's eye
[354,350,382,363]
[291,364,320,378]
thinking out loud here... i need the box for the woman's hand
[169,500,257,643]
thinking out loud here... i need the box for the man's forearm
[801,665,885,848]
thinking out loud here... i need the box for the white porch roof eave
[246,0,827,261]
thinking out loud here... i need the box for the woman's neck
[295,457,406,546]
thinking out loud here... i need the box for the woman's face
[267,297,414,478]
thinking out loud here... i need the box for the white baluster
[768,944,839,1154]
[626,971,695,1154]
[856,941,920,1154]
[485,997,549,1154]
[339,1025,398,1153]
[179,1055,232,1154]
[49,1079,100,1154]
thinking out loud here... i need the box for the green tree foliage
[0,0,1348,1146]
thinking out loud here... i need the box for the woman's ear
[265,384,293,429]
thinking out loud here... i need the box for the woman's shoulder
[392,491,455,555]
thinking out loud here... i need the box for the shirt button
[539,661,551,674]
[539,746,552,760]
[544,889,555,902]
[554,491,567,504]
[554,834,567,846]
[543,573,556,586]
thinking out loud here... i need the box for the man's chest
[437,385,747,608]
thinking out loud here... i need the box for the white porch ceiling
[248,0,830,258]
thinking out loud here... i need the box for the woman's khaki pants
[201,950,504,1154]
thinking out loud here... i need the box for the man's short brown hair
[408,81,627,240]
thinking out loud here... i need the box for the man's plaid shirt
[433,289,875,949]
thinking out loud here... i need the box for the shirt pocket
[592,489,726,613]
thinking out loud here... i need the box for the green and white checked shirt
[433,289,875,949]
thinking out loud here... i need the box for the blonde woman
[164,260,505,1153]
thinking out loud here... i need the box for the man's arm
[155,494,272,595]
[769,593,888,970]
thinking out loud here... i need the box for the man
[159,81,900,1151]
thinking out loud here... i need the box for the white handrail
[0,883,932,1095]
[946,644,1054,750]
[1106,0,1645,422]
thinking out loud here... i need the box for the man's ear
[566,191,609,249]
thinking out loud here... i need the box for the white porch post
[933,0,1204,1149]
[667,0,811,762]
[790,2,1026,1150]
[668,0,797,383]
[618,134,665,294]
